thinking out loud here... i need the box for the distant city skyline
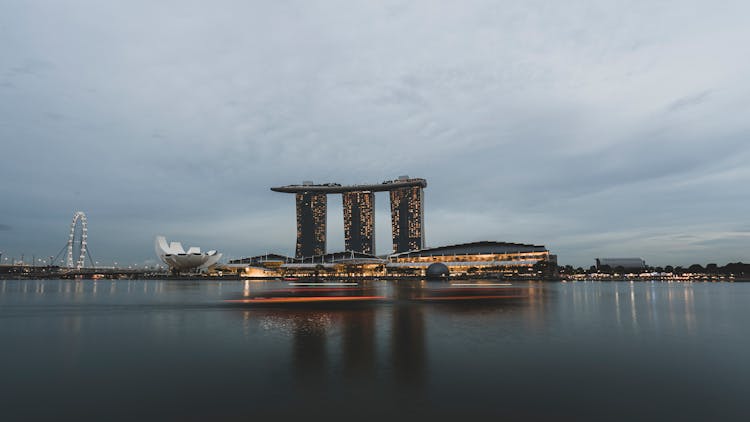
[1,1,749,267]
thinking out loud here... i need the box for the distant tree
[723,262,749,276]
[706,263,718,273]
[688,264,704,273]
[665,265,674,273]
[674,266,684,275]
[575,267,585,274]
[614,266,626,274]
[654,267,664,273]
[599,265,612,273]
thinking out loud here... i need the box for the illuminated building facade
[295,192,327,258]
[227,242,557,279]
[389,186,424,253]
[343,191,375,254]
[280,251,386,277]
[388,241,556,277]
[272,177,427,257]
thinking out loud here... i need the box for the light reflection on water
[558,280,702,336]
[0,279,748,420]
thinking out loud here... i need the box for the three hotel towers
[271,177,426,258]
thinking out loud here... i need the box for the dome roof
[426,262,450,279]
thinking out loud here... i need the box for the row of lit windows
[294,188,424,255]
[390,187,424,252]
[392,252,549,263]
[296,193,328,257]
[343,191,376,254]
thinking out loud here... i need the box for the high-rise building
[295,192,327,258]
[389,186,425,253]
[343,191,375,254]
[272,177,426,256]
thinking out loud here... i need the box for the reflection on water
[0,279,748,420]
[564,281,699,336]
[291,311,329,388]
[341,307,376,380]
[391,297,426,389]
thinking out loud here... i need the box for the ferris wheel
[66,211,88,269]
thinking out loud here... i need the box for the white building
[154,236,222,272]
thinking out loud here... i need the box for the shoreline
[2,273,749,282]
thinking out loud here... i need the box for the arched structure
[66,211,88,269]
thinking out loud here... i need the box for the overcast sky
[2,0,749,268]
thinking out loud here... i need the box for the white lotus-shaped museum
[155,236,222,272]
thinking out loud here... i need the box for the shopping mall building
[226,241,556,279]
[386,241,556,277]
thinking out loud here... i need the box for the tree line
[558,262,750,277]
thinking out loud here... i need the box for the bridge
[0,265,159,279]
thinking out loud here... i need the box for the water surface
[1,279,747,421]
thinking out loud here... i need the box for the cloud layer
[1,0,749,267]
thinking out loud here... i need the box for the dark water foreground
[1,279,748,421]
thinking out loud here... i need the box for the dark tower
[389,185,425,253]
[342,191,375,255]
[295,192,327,258]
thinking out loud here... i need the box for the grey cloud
[43,111,66,121]
[8,58,55,76]
[0,0,749,267]
[693,235,750,248]
[667,90,712,112]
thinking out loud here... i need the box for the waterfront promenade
[2,265,749,283]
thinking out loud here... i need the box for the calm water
[1,279,748,421]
